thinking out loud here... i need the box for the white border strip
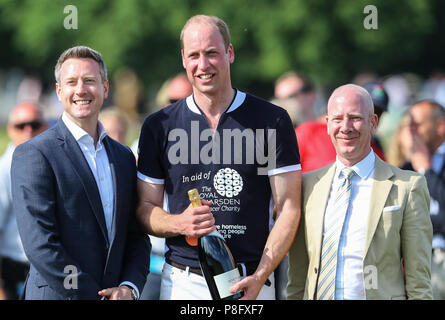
[186,90,246,114]
[185,94,201,114]
[267,164,302,176]
[226,91,246,113]
[137,171,165,184]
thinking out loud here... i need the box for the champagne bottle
[187,188,244,300]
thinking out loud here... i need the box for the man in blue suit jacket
[11,46,151,300]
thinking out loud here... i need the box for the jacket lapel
[364,156,394,257]
[55,119,109,244]
[307,164,337,267]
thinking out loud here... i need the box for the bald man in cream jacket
[287,84,432,300]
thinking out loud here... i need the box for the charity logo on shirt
[213,168,243,198]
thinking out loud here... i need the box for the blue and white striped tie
[316,167,355,300]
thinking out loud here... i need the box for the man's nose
[75,80,87,94]
[21,123,35,136]
[340,119,353,131]
[198,55,210,70]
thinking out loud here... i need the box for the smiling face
[326,84,378,166]
[181,21,234,98]
[56,57,109,126]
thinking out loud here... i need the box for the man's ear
[437,117,445,138]
[326,115,330,135]
[56,82,62,102]
[103,80,109,99]
[370,113,379,134]
[227,44,235,64]
[181,49,186,69]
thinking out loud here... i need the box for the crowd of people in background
[1,15,445,300]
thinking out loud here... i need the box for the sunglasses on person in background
[13,121,43,130]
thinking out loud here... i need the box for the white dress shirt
[62,113,114,242]
[323,150,375,300]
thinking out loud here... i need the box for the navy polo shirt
[138,89,301,268]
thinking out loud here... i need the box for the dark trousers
[0,257,29,300]
[274,255,289,300]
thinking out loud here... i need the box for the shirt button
[314,267,318,274]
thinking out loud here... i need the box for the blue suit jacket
[11,118,151,300]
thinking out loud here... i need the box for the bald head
[8,103,42,124]
[326,84,378,166]
[7,103,48,146]
[411,100,445,120]
[328,84,374,117]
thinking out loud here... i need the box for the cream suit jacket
[287,156,433,300]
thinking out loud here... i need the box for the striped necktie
[316,167,355,300]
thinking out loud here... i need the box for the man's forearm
[254,206,300,284]
[137,201,181,238]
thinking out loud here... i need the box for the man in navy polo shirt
[136,15,302,300]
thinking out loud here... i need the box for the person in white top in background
[0,103,48,299]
